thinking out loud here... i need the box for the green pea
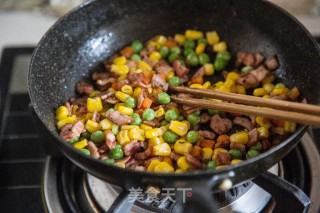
[229,149,243,159]
[157,92,171,104]
[216,51,231,61]
[168,76,182,86]
[103,158,115,164]
[79,148,90,155]
[159,46,170,58]
[165,109,179,121]
[90,131,104,143]
[170,46,181,55]
[112,125,119,135]
[142,109,155,121]
[214,57,227,72]
[163,130,179,143]
[131,113,142,125]
[207,160,217,170]
[195,111,201,116]
[186,53,199,66]
[160,119,169,126]
[184,39,196,49]
[246,149,260,160]
[178,59,186,66]
[131,53,141,62]
[125,97,137,108]
[250,142,262,151]
[178,115,184,121]
[68,137,79,144]
[198,53,210,65]
[208,109,219,115]
[80,131,91,140]
[168,53,179,63]
[183,48,195,57]
[197,38,208,45]
[114,144,122,150]
[187,113,200,126]
[131,40,143,53]
[109,146,124,160]
[241,66,253,73]
[186,131,199,144]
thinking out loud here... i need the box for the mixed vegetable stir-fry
[56,29,302,173]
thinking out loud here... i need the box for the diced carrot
[120,46,134,58]
[142,71,153,85]
[165,40,177,48]
[216,135,230,144]
[153,87,163,96]
[158,73,166,80]
[134,108,144,116]
[190,76,204,84]
[191,145,203,159]
[111,82,118,90]
[199,140,215,148]
[141,97,153,109]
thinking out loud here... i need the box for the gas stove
[0,47,320,213]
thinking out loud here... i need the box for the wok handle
[252,171,310,213]
[107,190,135,213]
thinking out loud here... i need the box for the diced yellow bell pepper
[117,129,131,145]
[177,156,194,171]
[56,106,69,121]
[73,139,88,149]
[129,128,145,141]
[147,159,161,172]
[153,143,171,156]
[185,30,203,40]
[87,97,103,112]
[174,139,193,155]
[206,31,220,45]
[113,56,127,66]
[154,162,174,173]
[229,131,249,145]
[169,121,189,136]
[99,118,114,130]
[57,115,76,129]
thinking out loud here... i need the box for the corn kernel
[229,131,249,145]
[174,34,185,44]
[114,103,125,111]
[56,106,69,121]
[154,35,167,45]
[138,61,152,71]
[129,128,145,141]
[204,63,214,76]
[111,64,129,76]
[226,72,240,81]
[57,115,76,129]
[218,85,231,93]
[195,43,206,54]
[147,41,160,49]
[181,120,190,130]
[85,119,100,133]
[216,165,228,169]
[72,105,78,115]
[262,75,275,84]
[149,51,162,61]
[213,41,227,52]
[169,121,189,136]
[213,81,224,89]
[115,161,126,168]
[121,85,133,95]
[87,97,103,112]
[272,88,288,95]
[177,156,194,171]
[154,162,174,173]
[287,87,300,100]
[118,106,133,115]
[113,56,127,66]
[99,118,114,130]
[273,127,285,135]
[263,95,270,98]
[206,31,220,45]
[145,128,161,139]
[166,71,175,80]
[224,79,235,89]
[175,169,184,173]
[147,87,153,94]
[153,143,171,156]
[275,83,286,89]
[202,148,213,161]
[257,127,269,139]
[253,88,267,97]
[155,107,165,117]
[140,123,153,130]
[133,87,142,98]
[89,90,101,98]
[256,116,272,128]
[149,136,164,146]
[263,83,275,93]
[212,148,228,160]
[108,87,116,93]
[147,160,161,172]
[185,30,204,40]
[202,81,212,89]
[284,121,296,133]
[115,91,130,102]
[174,140,193,155]
[117,129,131,145]
[73,139,88,149]
[121,125,139,130]
[190,84,203,89]
[231,159,243,165]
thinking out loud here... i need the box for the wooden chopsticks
[170,86,320,126]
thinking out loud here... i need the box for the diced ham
[250,66,269,82]
[247,128,258,147]
[137,89,146,109]
[143,56,157,68]
[254,53,265,66]
[123,140,142,156]
[173,60,189,77]
[106,111,134,126]
[87,141,100,159]
[262,139,272,150]
[210,114,232,135]
[215,152,231,166]
[180,75,189,84]
[236,73,258,88]
[127,71,144,83]
[185,153,203,169]
[230,142,245,153]
[117,79,130,90]
[60,124,73,140]
[237,52,255,67]
[99,91,119,105]
[134,144,153,160]
[127,60,138,72]
[155,62,173,76]
[70,121,84,137]
[64,102,72,116]
[233,117,254,130]
[200,113,211,123]
[140,45,157,57]
[105,130,116,150]
[76,105,88,117]
[199,130,216,140]
[96,77,116,87]
[152,74,169,91]
[265,55,279,71]
[76,81,94,95]
[170,151,182,161]
[135,166,146,171]
[191,66,205,80]
[92,111,101,123]
[143,120,159,127]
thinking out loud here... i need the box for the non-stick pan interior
[28,0,320,186]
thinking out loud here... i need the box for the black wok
[28,0,320,212]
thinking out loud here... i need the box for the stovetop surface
[0,46,320,213]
